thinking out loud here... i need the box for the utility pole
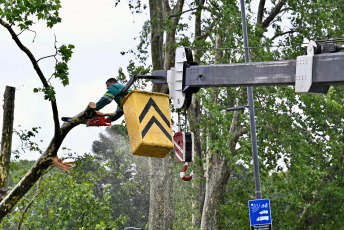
[240,0,262,200]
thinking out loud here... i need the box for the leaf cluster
[0,0,62,29]
[54,44,75,86]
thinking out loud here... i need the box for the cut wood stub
[89,102,96,109]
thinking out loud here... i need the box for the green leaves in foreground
[3,155,129,230]
[54,44,75,86]
[0,0,62,29]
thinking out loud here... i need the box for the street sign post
[248,199,272,230]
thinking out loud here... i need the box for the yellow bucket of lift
[121,90,174,158]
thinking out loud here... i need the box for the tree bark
[148,1,166,229]
[187,95,205,227]
[257,0,266,24]
[0,102,97,221]
[200,155,231,229]
[0,86,15,201]
[163,0,184,70]
[148,0,185,229]
[149,0,164,71]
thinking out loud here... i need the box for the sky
[0,0,149,160]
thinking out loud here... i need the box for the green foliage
[1,0,74,101]
[33,85,56,100]
[2,156,130,230]
[114,0,147,14]
[117,60,151,90]
[13,126,43,156]
[54,44,75,86]
[0,0,62,29]
[32,43,75,100]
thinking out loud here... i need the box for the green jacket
[95,83,129,121]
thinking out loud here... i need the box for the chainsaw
[61,111,115,127]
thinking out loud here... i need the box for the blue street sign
[248,199,272,229]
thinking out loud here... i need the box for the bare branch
[49,35,59,82]
[0,19,61,137]
[168,7,198,19]
[37,55,56,62]
[271,29,297,40]
[17,28,37,42]
[280,7,292,14]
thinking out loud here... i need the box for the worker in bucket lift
[95,78,131,122]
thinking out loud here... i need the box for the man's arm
[107,107,123,121]
[95,91,116,110]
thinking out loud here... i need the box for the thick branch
[271,29,297,40]
[174,0,185,18]
[0,18,60,138]
[163,0,184,21]
[168,7,198,19]
[257,0,266,24]
[149,0,164,70]
[262,0,288,29]
[195,0,206,39]
[163,0,185,69]
[0,102,97,221]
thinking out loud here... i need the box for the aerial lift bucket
[121,90,174,158]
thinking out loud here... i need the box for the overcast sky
[0,0,149,160]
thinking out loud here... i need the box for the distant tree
[92,125,150,228]
[2,156,129,229]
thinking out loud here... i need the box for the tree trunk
[200,155,231,229]
[188,95,205,228]
[149,0,164,71]
[148,0,166,229]
[0,86,15,201]
[148,0,185,229]
[189,1,207,226]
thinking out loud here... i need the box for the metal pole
[240,0,262,199]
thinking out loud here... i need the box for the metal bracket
[167,47,188,109]
[295,41,316,93]
[295,41,330,94]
